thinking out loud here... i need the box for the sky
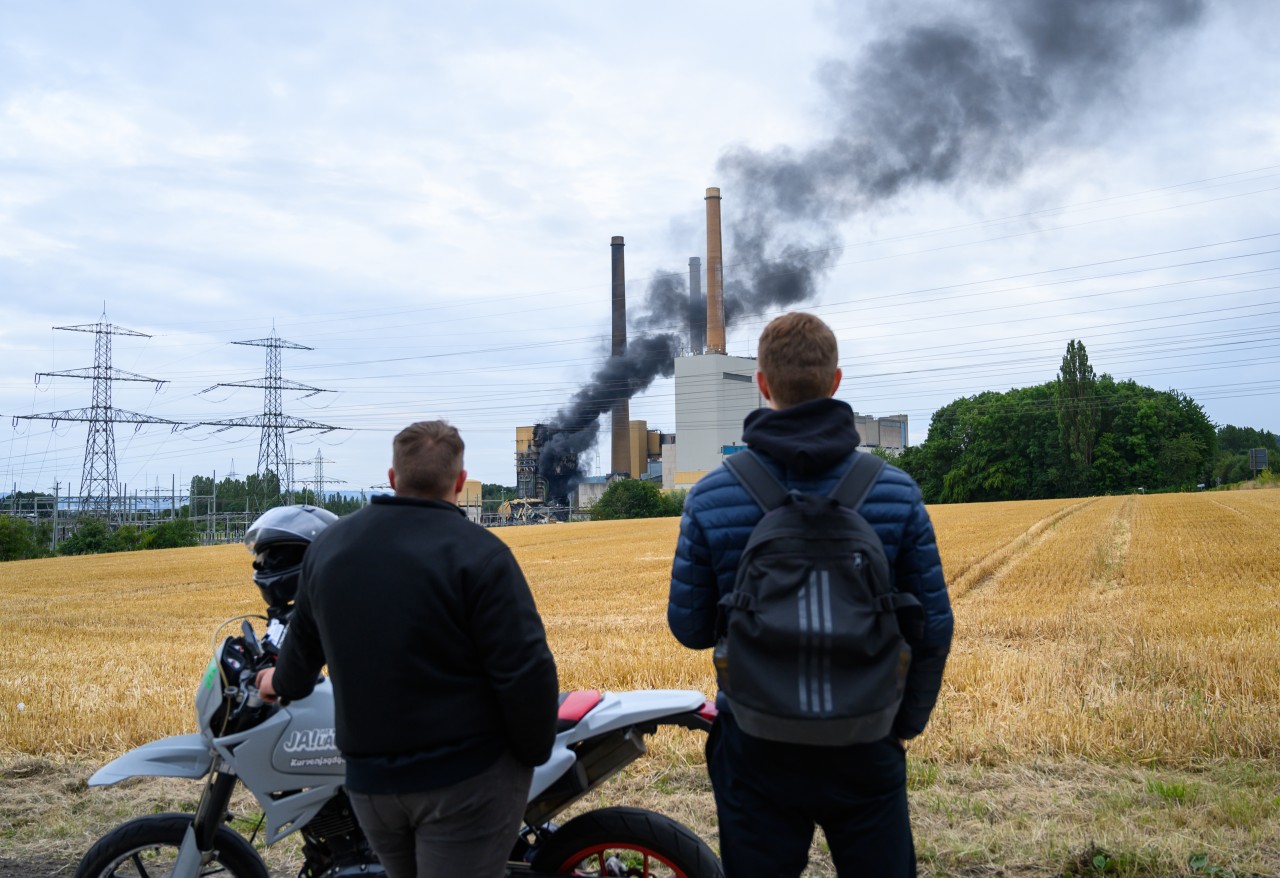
[0,0,1277,497]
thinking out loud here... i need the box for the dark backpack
[714,450,922,746]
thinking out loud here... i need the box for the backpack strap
[723,450,789,512]
[830,453,886,511]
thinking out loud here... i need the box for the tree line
[188,472,367,517]
[897,341,1275,503]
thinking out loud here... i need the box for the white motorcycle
[75,618,723,878]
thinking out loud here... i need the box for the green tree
[1056,339,1100,493]
[590,479,674,520]
[1217,424,1280,456]
[659,489,687,517]
[141,518,200,549]
[110,526,144,552]
[58,518,115,555]
[907,369,1215,502]
[482,483,518,514]
[0,516,46,561]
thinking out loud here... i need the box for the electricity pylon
[310,449,346,506]
[14,314,179,521]
[195,329,342,510]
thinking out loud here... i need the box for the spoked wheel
[74,813,269,878]
[530,807,722,878]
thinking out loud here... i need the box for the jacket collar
[371,494,465,516]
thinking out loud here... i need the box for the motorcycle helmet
[244,505,339,609]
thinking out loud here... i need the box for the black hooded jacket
[273,494,559,794]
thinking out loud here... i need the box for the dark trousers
[347,750,532,878]
[707,712,915,878]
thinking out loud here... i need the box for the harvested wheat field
[2,490,1279,876]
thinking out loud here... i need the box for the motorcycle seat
[556,690,603,732]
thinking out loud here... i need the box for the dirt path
[947,498,1097,601]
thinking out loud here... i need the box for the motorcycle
[75,616,723,878]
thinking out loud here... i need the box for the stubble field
[2,490,1279,876]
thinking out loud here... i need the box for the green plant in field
[1062,845,1163,877]
[1144,776,1195,804]
[1188,851,1238,877]
[906,758,938,791]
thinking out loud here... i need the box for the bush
[141,518,199,549]
[0,516,50,561]
[591,480,683,521]
[57,518,115,555]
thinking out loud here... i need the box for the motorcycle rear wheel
[75,813,269,878]
[530,806,722,878]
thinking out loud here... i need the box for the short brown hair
[392,420,464,498]
[757,312,838,408]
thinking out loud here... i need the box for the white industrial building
[662,352,909,490]
[665,353,762,489]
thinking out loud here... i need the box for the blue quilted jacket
[667,397,953,739]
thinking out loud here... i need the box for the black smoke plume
[718,0,1205,300]
[540,0,1205,495]
[537,333,680,501]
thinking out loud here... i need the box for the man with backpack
[668,311,952,877]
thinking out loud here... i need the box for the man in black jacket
[257,420,559,878]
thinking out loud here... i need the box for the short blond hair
[758,312,838,408]
[392,421,464,498]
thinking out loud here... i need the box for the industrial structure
[855,413,910,455]
[610,236,631,477]
[515,418,668,511]
[515,424,579,501]
[688,256,705,356]
[14,314,180,521]
[704,188,727,354]
[195,329,344,510]
[307,450,346,502]
[511,183,911,514]
[667,355,762,489]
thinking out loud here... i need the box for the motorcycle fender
[87,734,212,786]
[564,690,708,744]
[528,744,577,802]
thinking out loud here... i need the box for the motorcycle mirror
[241,620,264,659]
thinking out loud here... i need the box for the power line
[190,328,345,509]
[12,312,180,520]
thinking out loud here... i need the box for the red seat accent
[557,690,603,723]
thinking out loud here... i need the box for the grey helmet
[244,505,339,608]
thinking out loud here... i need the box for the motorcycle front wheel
[530,806,722,878]
[75,813,270,878]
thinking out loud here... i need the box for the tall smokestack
[610,236,631,476]
[688,256,704,355]
[704,188,726,354]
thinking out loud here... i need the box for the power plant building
[514,185,910,515]
[667,354,761,489]
[856,413,909,454]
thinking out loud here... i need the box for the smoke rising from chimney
[539,0,1206,494]
[718,0,1205,301]
[537,333,680,500]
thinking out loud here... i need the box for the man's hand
[255,667,280,703]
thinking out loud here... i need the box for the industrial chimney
[705,188,726,354]
[688,256,705,355]
[610,236,631,476]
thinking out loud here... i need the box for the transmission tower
[13,314,179,521]
[195,329,343,508]
[283,445,313,504]
[310,449,346,505]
